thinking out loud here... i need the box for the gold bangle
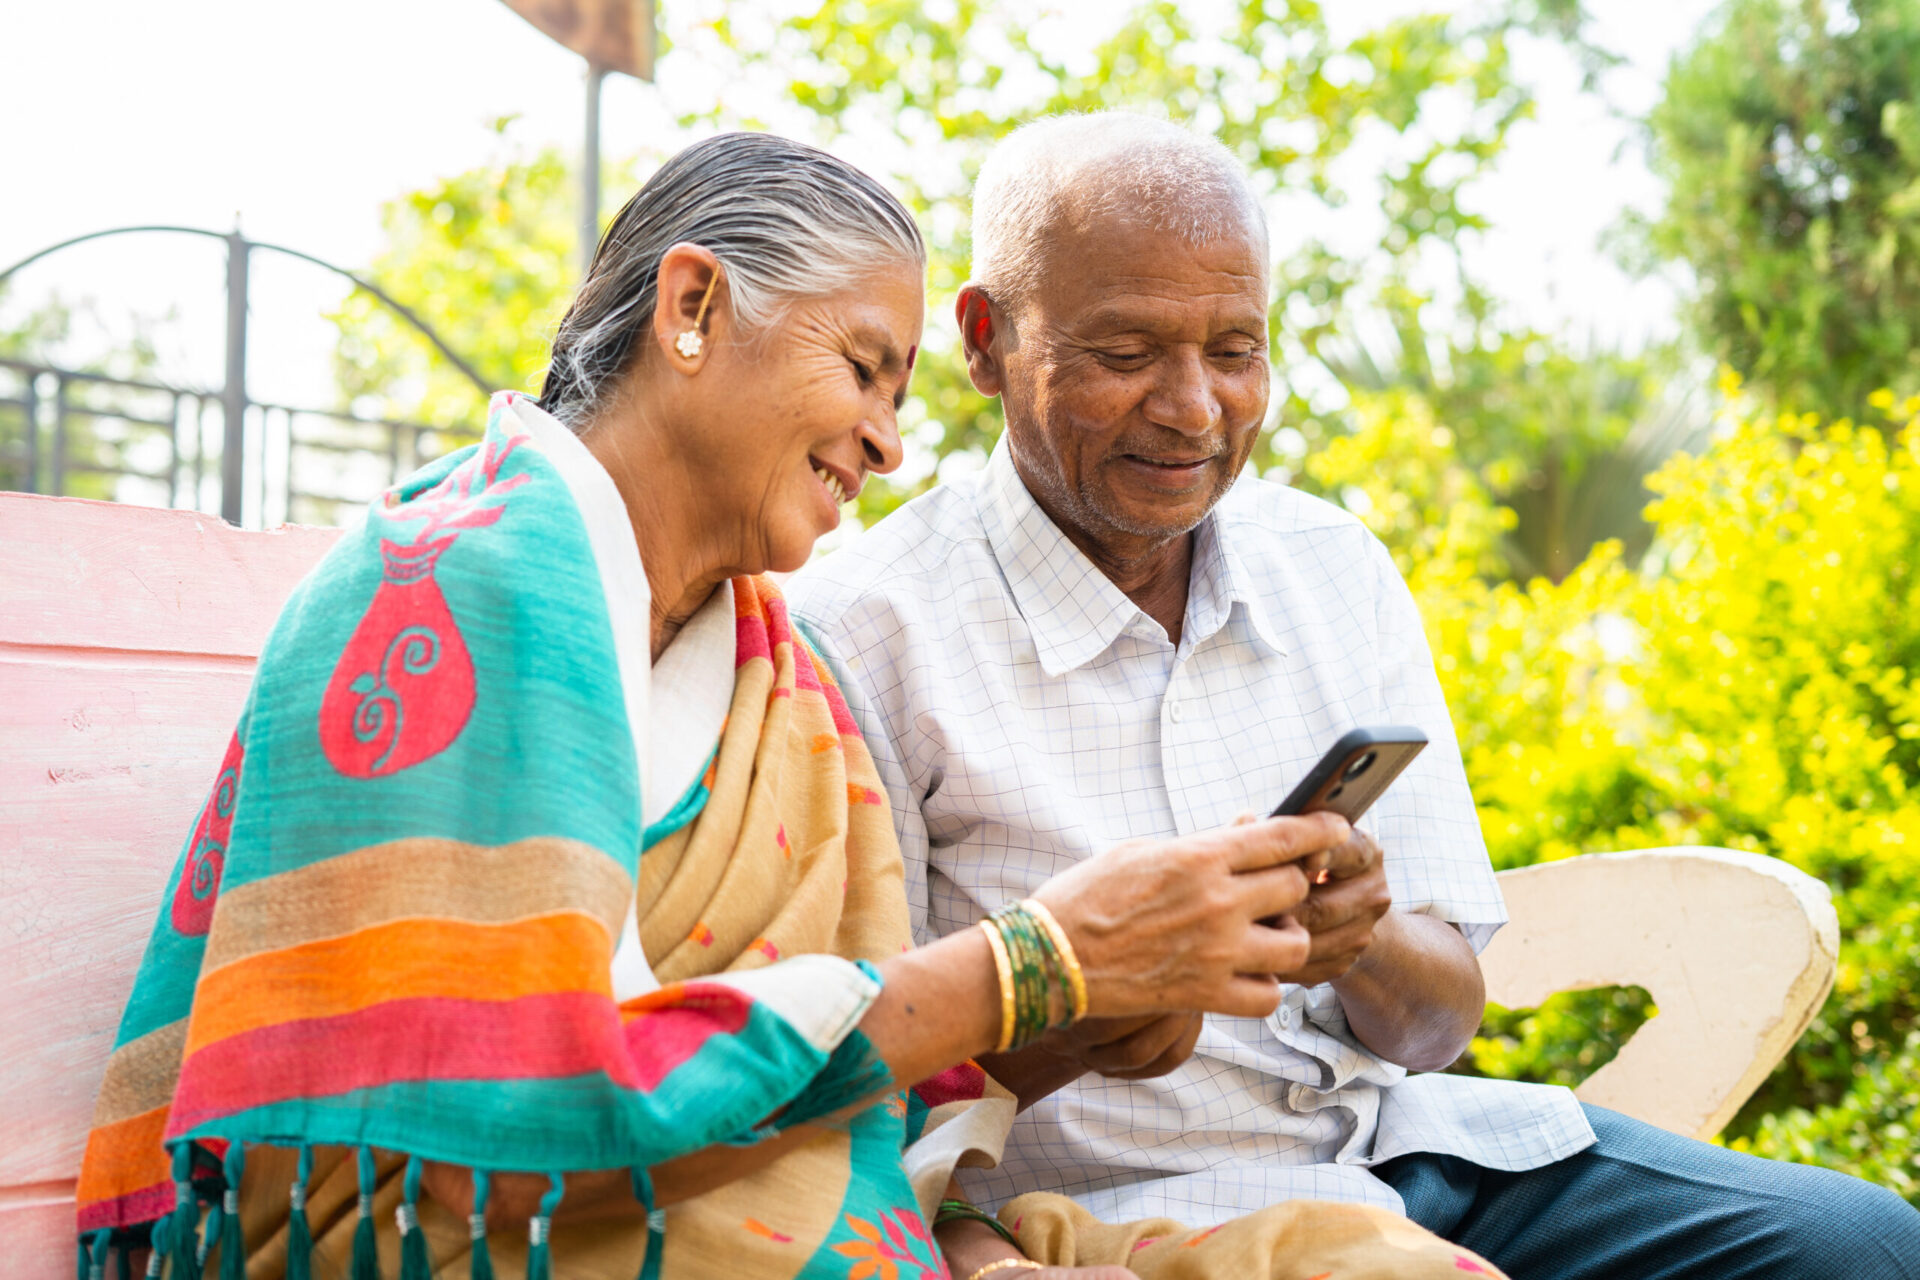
[968,1260,1044,1280]
[978,919,1016,1054]
[1021,898,1088,1023]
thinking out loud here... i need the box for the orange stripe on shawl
[74,1105,171,1210]
[186,911,613,1054]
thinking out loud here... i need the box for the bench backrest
[0,493,338,1277]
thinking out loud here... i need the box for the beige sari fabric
[1003,1190,1508,1279]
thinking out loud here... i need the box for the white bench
[0,491,1840,1276]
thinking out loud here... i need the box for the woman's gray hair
[539,132,926,428]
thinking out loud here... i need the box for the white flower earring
[675,269,720,360]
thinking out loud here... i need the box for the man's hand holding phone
[1261,726,1425,989]
[1280,826,1393,987]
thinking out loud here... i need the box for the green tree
[328,133,601,429]
[1646,0,1920,412]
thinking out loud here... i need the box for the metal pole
[221,231,249,525]
[582,63,606,276]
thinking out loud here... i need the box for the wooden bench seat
[0,492,1840,1277]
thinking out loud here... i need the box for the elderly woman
[73,134,1501,1280]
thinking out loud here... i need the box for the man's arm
[1332,910,1483,1071]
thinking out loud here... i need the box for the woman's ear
[955,285,1005,397]
[652,242,727,370]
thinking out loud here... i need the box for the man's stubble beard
[1007,421,1235,552]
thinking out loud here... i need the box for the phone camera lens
[1343,751,1377,781]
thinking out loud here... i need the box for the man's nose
[1143,348,1222,437]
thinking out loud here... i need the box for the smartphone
[1269,726,1429,824]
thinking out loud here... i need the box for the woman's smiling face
[673,260,923,574]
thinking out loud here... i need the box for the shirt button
[1277,1004,1293,1029]
[1168,700,1183,723]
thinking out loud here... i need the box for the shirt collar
[977,439,1286,675]
[1188,496,1288,657]
[979,437,1144,677]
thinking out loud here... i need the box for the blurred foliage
[1307,376,1920,1188]
[1470,986,1657,1089]
[328,130,598,428]
[1646,0,1920,413]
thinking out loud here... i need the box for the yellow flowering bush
[1316,384,1920,1192]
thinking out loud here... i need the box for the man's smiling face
[996,204,1271,554]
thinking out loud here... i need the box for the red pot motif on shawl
[319,431,529,778]
[171,731,244,936]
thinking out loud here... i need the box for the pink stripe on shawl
[76,1181,175,1232]
[735,610,773,667]
[168,988,752,1131]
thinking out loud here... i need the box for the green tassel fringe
[116,1242,133,1280]
[350,1147,381,1280]
[398,1157,431,1280]
[524,1175,564,1280]
[218,1144,246,1280]
[633,1168,664,1280]
[197,1203,222,1275]
[146,1217,171,1278]
[286,1146,314,1280]
[468,1170,494,1280]
[84,1228,111,1280]
[169,1144,203,1280]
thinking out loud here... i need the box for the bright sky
[0,0,1721,411]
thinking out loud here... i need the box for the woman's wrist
[932,1213,1030,1279]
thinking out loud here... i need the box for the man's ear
[652,241,726,370]
[955,284,1006,398]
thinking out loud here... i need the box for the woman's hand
[1029,813,1344,1020]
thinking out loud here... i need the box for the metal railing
[0,358,478,527]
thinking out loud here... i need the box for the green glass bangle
[994,907,1051,1047]
[933,1199,1019,1249]
[988,903,1076,1049]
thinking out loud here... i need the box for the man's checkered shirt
[788,439,1595,1226]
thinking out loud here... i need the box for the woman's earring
[675,268,721,361]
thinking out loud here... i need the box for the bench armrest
[1478,846,1839,1140]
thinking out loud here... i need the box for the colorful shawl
[75,393,1011,1280]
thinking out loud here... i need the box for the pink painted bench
[1,494,339,1274]
[0,491,1839,1277]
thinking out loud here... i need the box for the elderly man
[789,113,1920,1278]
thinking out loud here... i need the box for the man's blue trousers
[1376,1104,1920,1278]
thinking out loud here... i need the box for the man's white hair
[970,112,1267,308]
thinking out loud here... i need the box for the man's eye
[849,358,875,384]
[1101,351,1152,365]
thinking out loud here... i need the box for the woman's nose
[858,404,906,477]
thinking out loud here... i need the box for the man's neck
[1048,512,1194,649]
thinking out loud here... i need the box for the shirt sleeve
[1363,535,1508,952]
